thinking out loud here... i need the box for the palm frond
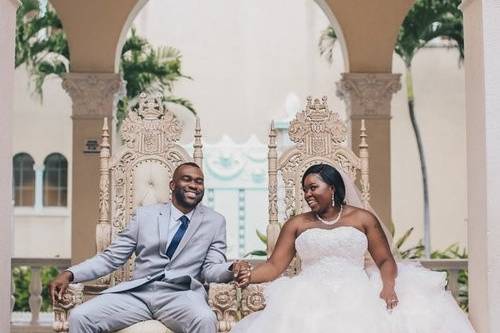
[256,229,268,245]
[244,250,267,258]
[164,96,196,115]
[396,0,463,65]
[318,26,337,64]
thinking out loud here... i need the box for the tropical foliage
[12,266,59,312]
[117,28,194,124]
[318,0,464,257]
[15,0,68,98]
[15,0,194,124]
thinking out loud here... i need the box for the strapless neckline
[296,225,367,243]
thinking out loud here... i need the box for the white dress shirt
[167,204,195,246]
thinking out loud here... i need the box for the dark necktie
[165,215,189,259]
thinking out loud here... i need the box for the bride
[231,164,475,333]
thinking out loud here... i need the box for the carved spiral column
[337,73,401,228]
[62,73,125,264]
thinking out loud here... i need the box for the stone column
[62,73,124,264]
[461,0,500,331]
[337,73,401,229]
[0,0,19,331]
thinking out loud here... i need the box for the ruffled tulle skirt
[230,262,475,333]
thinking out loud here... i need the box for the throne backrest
[266,96,370,256]
[97,93,203,284]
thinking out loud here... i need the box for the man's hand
[49,271,73,304]
[231,260,252,288]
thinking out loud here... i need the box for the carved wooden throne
[239,96,372,317]
[53,92,226,333]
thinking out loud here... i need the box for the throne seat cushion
[134,161,171,207]
[116,320,174,333]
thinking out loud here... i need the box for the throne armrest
[53,283,84,333]
[240,284,266,318]
[208,282,239,333]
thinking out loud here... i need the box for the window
[43,153,68,207]
[13,153,35,206]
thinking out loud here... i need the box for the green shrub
[12,266,59,312]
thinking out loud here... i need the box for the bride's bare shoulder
[282,212,316,230]
[343,205,378,225]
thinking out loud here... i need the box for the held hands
[380,285,399,311]
[231,260,252,288]
[49,270,73,304]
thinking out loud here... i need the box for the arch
[114,0,149,72]
[13,153,35,206]
[314,0,350,71]
[323,0,415,72]
[117,0,349,72]
[43,153,68,207]
[50,0,144,72]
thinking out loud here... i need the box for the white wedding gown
[231,226,475,333]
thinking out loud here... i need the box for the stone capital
[336,73,401,119]
[62,73,125,119]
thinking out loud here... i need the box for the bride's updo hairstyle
[302,164,346,207]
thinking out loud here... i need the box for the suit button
[146,275,152,280]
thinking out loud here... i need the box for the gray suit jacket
[68,203,233,295]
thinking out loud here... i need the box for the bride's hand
[380,286,399,310]
[236,267,252,288]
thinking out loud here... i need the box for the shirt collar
[170,203,195,222]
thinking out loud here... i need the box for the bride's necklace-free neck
[316,205,343,225]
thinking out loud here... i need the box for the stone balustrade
[11,258,71,333]
[418,259,468,302]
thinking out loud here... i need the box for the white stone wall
[391,47,467,253]
[12,68,72,258]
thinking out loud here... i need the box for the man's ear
[169,180,175,191]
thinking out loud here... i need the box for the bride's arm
[247,218,298,284]
[364,211,398,309]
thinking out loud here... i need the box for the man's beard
[173,187,204,209]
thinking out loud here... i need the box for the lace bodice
[295,226,368,278]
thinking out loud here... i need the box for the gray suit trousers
[68,281,217,333]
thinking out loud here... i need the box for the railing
[11,258,71,333]
[9,257,468,332]
[418,259,468,301]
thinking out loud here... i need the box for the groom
[50,162,247,333]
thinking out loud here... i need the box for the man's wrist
[63,270,74,282]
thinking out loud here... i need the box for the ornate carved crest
[120,93,183,153]
[274,96,362,220]
[288,96,348,155]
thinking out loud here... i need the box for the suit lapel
[170,204,205,261]
[158,202,171,258]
